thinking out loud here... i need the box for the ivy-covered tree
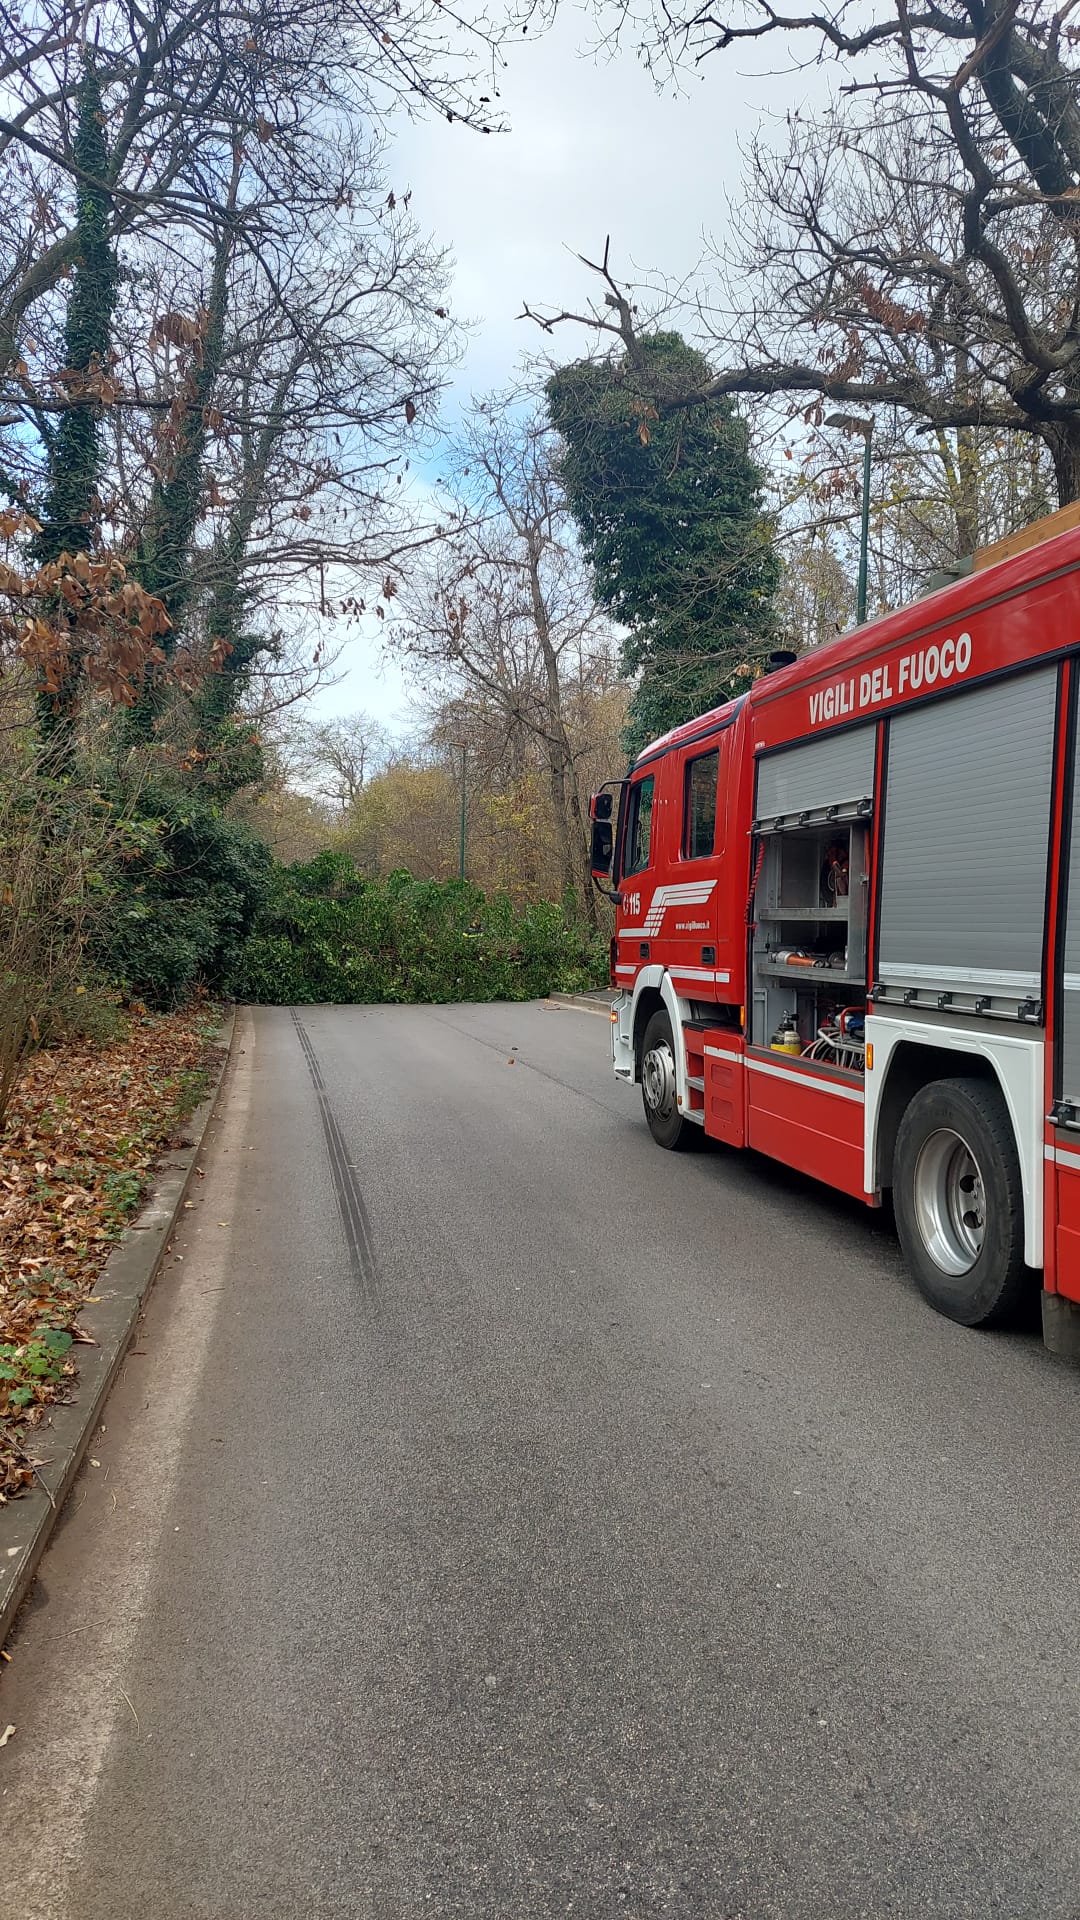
[123,198,237,744]
[32,56,119,734]
[546,331,779,757]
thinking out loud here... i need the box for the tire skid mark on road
[290,1008,382,1306]
[291,1008,471,1727]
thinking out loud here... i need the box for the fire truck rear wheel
[640,1010,694,1151]
[893,1076,1028,1328]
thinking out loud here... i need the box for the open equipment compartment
[750,723,875,1070]
[751,822,869,1062]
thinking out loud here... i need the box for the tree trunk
[125,166,239,744]
[525,532,599,929]
[34,59,118,744]
[953,431,980,557]
[133,214,233,633]
[543,749,577,899]
[1047,419,1080,507]
[950,309,981,558]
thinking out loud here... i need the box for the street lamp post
[458,743,466,883]
[826,412,873,624]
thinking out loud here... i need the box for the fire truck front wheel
[893,1076,1028,1328]
[640,1010,694,1151]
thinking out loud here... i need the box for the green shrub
[0,751,134,1128]
[95,781,271,1006]
[231,857,608,1005]
[38,977,128,1047]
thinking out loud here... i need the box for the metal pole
[857,426,872,624]
[458,744,466,882]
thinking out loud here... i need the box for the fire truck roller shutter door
[756,725,876,827]
[877,667,1056,1002]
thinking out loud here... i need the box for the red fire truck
[589,518,1080,1357]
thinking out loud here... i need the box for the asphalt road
[3,1000,1080,1920]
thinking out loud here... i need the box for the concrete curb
[545,992,614,1016]
[0,1011,236,1650]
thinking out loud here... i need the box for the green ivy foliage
[232,854,608,1005]
[547,331,780,759]
[95,781,272,1006]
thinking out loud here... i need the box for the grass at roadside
[0,1003,225,1502]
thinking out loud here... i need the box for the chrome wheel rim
[642,1041,677,1121]
[913,1127,986,1276]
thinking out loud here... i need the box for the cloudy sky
[316,8,815,732]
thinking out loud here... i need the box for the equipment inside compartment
[753,820,869,1072]
[801,1004,866,1070]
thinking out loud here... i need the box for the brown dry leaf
[149,310,199,351]
[0,1007,220,1500]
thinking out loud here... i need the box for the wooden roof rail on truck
[973,498,1080,570]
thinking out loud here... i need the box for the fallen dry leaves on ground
[0,1005,223,1501]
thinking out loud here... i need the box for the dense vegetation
[234,856,606,1006]
[96,784,274,1010]
[547,332,780,756]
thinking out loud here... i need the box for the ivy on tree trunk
[33,57,118,738]
[126,191,236,742]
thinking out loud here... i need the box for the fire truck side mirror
[591,791,614,823]
[590,818,614,880]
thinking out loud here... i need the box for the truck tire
[892,1076,1029,1328]
[640,1009,694,1151]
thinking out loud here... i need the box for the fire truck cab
[591,519,1080,1357]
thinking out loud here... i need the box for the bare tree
[1,0,480,754]
[394,400,618,922]
[298,710,392,812]
[0,0,514,411]
[530,6,1080,510]
[777,530,855,653]
[770,398,1058,622]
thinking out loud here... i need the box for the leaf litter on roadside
[0,1006,222,1501]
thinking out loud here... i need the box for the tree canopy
[533,4,1080,515]
[546,331,779,756]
